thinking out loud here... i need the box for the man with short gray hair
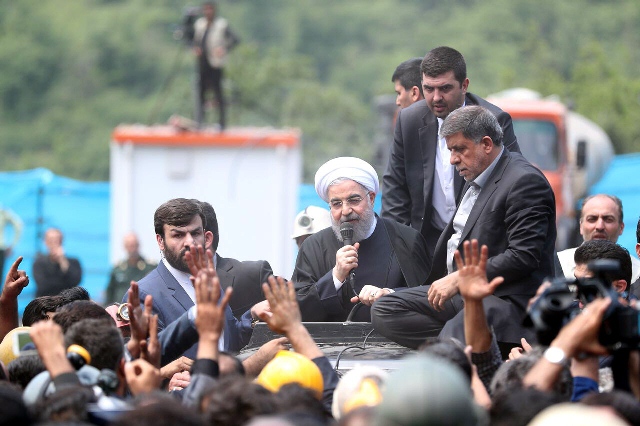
[373,105,556,349]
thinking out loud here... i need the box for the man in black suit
[372,106,556,349]
[382,46,520,256]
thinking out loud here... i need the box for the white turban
[314,157,379,202]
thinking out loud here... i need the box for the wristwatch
[543,346,567,365]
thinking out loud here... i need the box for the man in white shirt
[556,194,640,282]
[381,46,520,257]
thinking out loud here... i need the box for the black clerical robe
[293,216,431,321]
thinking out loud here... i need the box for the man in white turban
[293,157,432,322]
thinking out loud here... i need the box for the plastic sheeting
[0,168,109,312]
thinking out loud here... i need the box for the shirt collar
[162,258,192,285]
[473,145,504,189]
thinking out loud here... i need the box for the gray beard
[331,206,376,243]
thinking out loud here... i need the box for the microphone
[339,223,356,295]
[340,222,354,246]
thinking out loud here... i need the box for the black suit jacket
[381,93,520,257]
[428,149,556,298]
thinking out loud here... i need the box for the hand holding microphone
[334,223,359,289]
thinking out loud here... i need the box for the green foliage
[1,0,640,182]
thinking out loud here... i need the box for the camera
[527,259,640,350]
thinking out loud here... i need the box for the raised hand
[2,257,29,299]
[455,240,504,302]
[195,266,232,360]
[258,276,300,335]
[126,281,154,359]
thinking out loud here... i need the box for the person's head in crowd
[581,390,640,425]
[7,355,45,390]
[154,198,210,273]
[255,350,324,399]
[64,318,124,373]
[202,1,217,24]
[112,395,204,426]
[201,375,277,426]
[43,227,65,255]
[32,384,96,423]
[219,351,245,376]
[391,57,424,108]
[22,296,63,326]
[59,286,91,303]
[53,300,113,333]
[490,387,564,426]
[490,348,573,400]
[574,239,632,297]
[373,353,479,426]
[635,216,640,260]
[528,402,628,426]
[0,381,33,426]
[332,365,387,420]
[197,200,220,252]
[123,232,142,260]
[579,194,624,243]
[104,303,131,338]
[22,288,91,327]
[440,105,504,183]
[419,338,472,384]
[315,157,379,244]
[292,206,332,248]
[420,46,468,120]
[273,383,328,422]
[0,327,31,366]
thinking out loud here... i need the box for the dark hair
[196,200,220,251]
[581,194,623,224]
[53,300,113,333]
[490,348,573,400]
[490,387,563,426]
[153,198,204,238]
[421,46,467,85]
[440,105,504,146]
[32,384,96,423]
[574,240,632,290]
[113,397,203,426]
[391,57,424,97]
[22,296,64,326]
[219,351,245,376]
[64,318,124,371]
[202,376,277,426]
[637,216,640,244]
[59,287,91,303]
[273,383,329,421]
[418,338,472,384]
[7,355,46,390]
[0,381,33,425]
[581,390,640,425]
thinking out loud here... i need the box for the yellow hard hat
[255,350,324,399]
[0,327,31,365]
[342,378,383,414]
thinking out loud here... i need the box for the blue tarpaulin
[0,168,109,312]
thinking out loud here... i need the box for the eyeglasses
[329,193,369,210]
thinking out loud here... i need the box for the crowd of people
[1,27,640,426]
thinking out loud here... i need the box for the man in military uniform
[105,232,156,305]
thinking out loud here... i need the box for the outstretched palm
[455,240,504,302]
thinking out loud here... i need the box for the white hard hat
[292,206,332,239]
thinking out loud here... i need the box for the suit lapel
[215,254,235,291]
[419,111,439,211]
[157,261,194,311]
[459,151,511,243]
